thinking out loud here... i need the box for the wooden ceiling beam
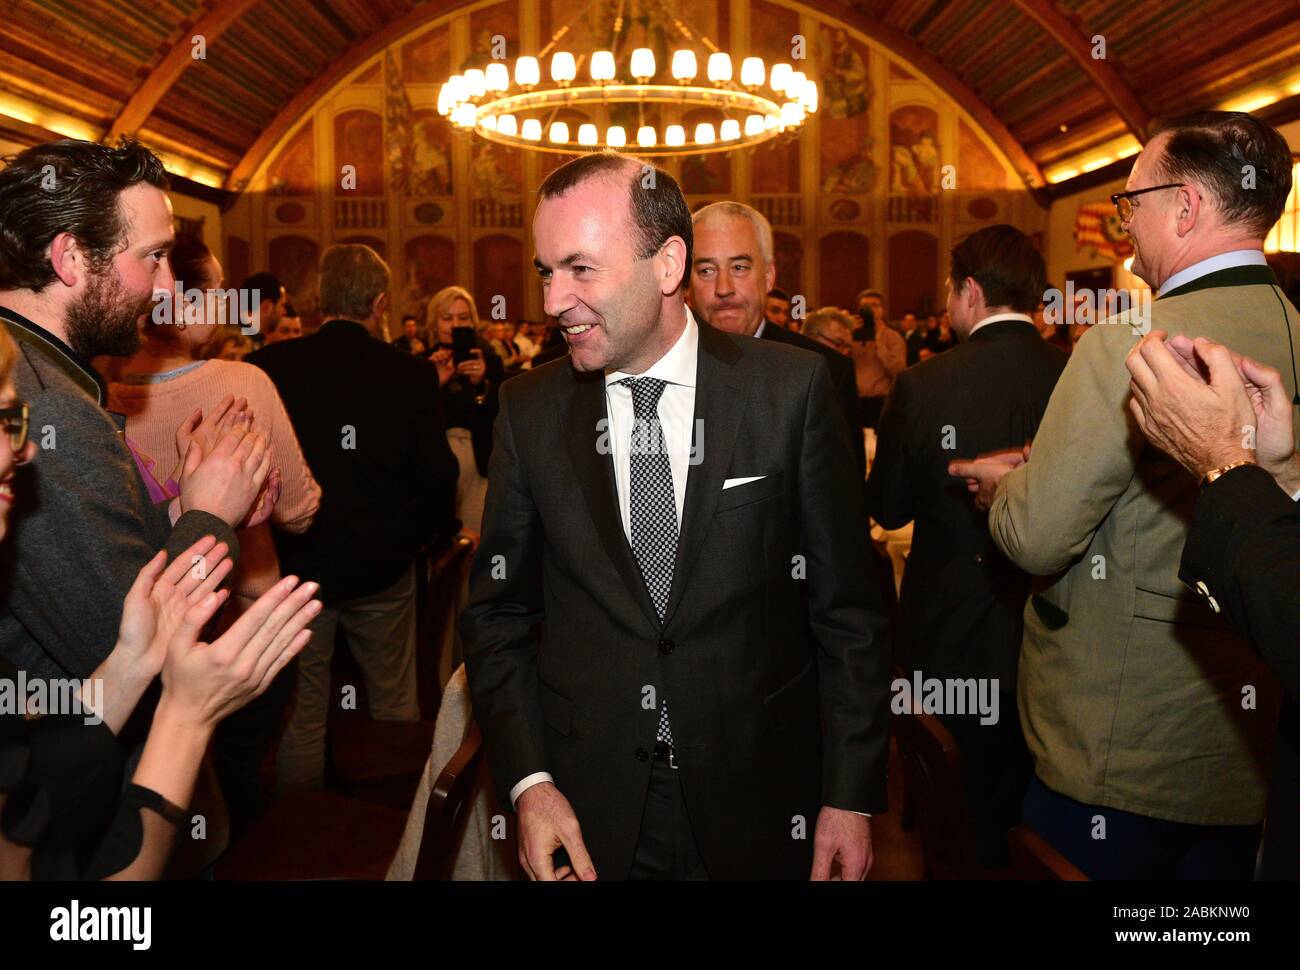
[107,0,261,142]
[1010,0,1151,140]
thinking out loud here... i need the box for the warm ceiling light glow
[451,103,476,127]
[694,122,716,145]
[665,124,686,147]
[744,114,765,136]
[515,57,540,87]
[606,125,626,147]
[484,63,509,91]
[720,118,741,140]
[637,125,657,147]
[481,114,498,131]
[551,52,577,83]
[672,50,697,81]
[445,74,467,102]
[1123,256,1135,272]
[590,50,616,81]
[769,63,793,93]
[578,123,598,146]
[631,48,656,80]
[521,118,543,140]
[708,53,732,82]
[548,121,570,143]
[464,69,487,98]
[496,114,518,136]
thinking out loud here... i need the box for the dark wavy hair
[0,139,169,292]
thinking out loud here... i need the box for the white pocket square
[723,476,766,490]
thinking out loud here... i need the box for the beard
[64,267,151,358]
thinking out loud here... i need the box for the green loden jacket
[989,263,1294,826]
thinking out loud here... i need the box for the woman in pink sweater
[108,235,322,603]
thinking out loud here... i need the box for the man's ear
[764,260,777,295]
[371,290,389,319]
[657,236,688,295]
[48,232,85,288]
[1175,185,1202,237]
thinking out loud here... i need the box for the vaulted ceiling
[1,0,1297,196]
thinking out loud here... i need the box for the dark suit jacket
[460,317,891,880]
[1180,463,1299,880]
[759,322,866,481]
[866,319,1068,685]
[246,319,459,604]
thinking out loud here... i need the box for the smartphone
[451,325,476,364]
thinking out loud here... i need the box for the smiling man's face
[533,173,670,374]
[689,214,774,337]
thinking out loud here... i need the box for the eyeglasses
[1110,183,1186,222]
[0,402,29,452]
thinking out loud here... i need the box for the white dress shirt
[966,311,1033,339]
[1157,248,1267,297]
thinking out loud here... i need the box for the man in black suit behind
[247,243,460,792]
[688,201,866,482]
[461,154,890,881]
[866,224,1068,868]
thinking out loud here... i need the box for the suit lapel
[660,323,747,628]
[563,366,662,628]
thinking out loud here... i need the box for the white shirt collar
[967,311,1033,338]
[754,319,767,339]
[1157,249,1267,297]
[605,304,698,389]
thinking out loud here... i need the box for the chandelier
[435,0,818,156]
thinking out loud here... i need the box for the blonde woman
[424,286,504,534]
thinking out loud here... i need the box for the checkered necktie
[621,376,677,745]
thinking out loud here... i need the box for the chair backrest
[417,537,476,719]
[891,689,980,880]
[412,721,486,880]
[1007,824,1089,881]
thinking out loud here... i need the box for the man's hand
[177,424,272,527]
[1125,331,1258,479]
[810,807,873,881]
[175,395,250,463]
[516,782,597,881]
[948,447,1028,512]
[241,467,283,528]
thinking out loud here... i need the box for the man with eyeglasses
[689,201,865,481]
[951,111,1297,880]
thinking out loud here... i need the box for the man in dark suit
[868,224,1068,868]
[1126,329,1299,880]
[461,154,890,881]
[688,201,866,482]
[247,243,460,792]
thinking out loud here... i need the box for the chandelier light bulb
[497,114,518,136]
[464,69,487,98]
[770,62,793,94]
[436,85,453,115]
[665,124,686,147]
[484,62,509,91]
[578,123,598,146]
[763,113,778,130]
[637,125,656,147]
[590,50,616,82]
[720,118,741,140]
[672,50,697,81]
[707,52,733,82]
[515,56,540,87]
[744,113,765,136]
[549,121,570,144]
[550,52,577,83]
[521,118,543,140]
[481,114,498,132]
[801,81,819,113]
[452,103,476,128]
[446,74,467,102]
[606,125,627,147]
[740,56,764,87]
[788,70,806,97]
[694,122,716,145]
[631,48,656,80]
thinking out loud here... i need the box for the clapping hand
[175,395,251,464]
[948,445,1031,512]
[429,347,455,386]
[177,422,273,528]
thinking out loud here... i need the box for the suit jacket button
[659,638,675,655]
[635,747,649,762]
[974,553,983,563]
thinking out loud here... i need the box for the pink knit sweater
[109,359,322,596]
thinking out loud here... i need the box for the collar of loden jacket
[0,306,107,406]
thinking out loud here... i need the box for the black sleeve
[1180,463,1300,697]
[865,369,913,529]
[407,366,462,549]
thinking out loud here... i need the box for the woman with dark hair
[107,234,322,833]
[0,327,321,879]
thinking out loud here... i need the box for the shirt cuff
[852,812,872,818]
[510,771,554,807]
[1291,485,1300,502]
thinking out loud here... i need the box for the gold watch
[1201,458,1256,490]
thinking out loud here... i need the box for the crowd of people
[0,107,1295,882]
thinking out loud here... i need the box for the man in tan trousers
[952,110,1296,879]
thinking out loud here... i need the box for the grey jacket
[0,309,238,680]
